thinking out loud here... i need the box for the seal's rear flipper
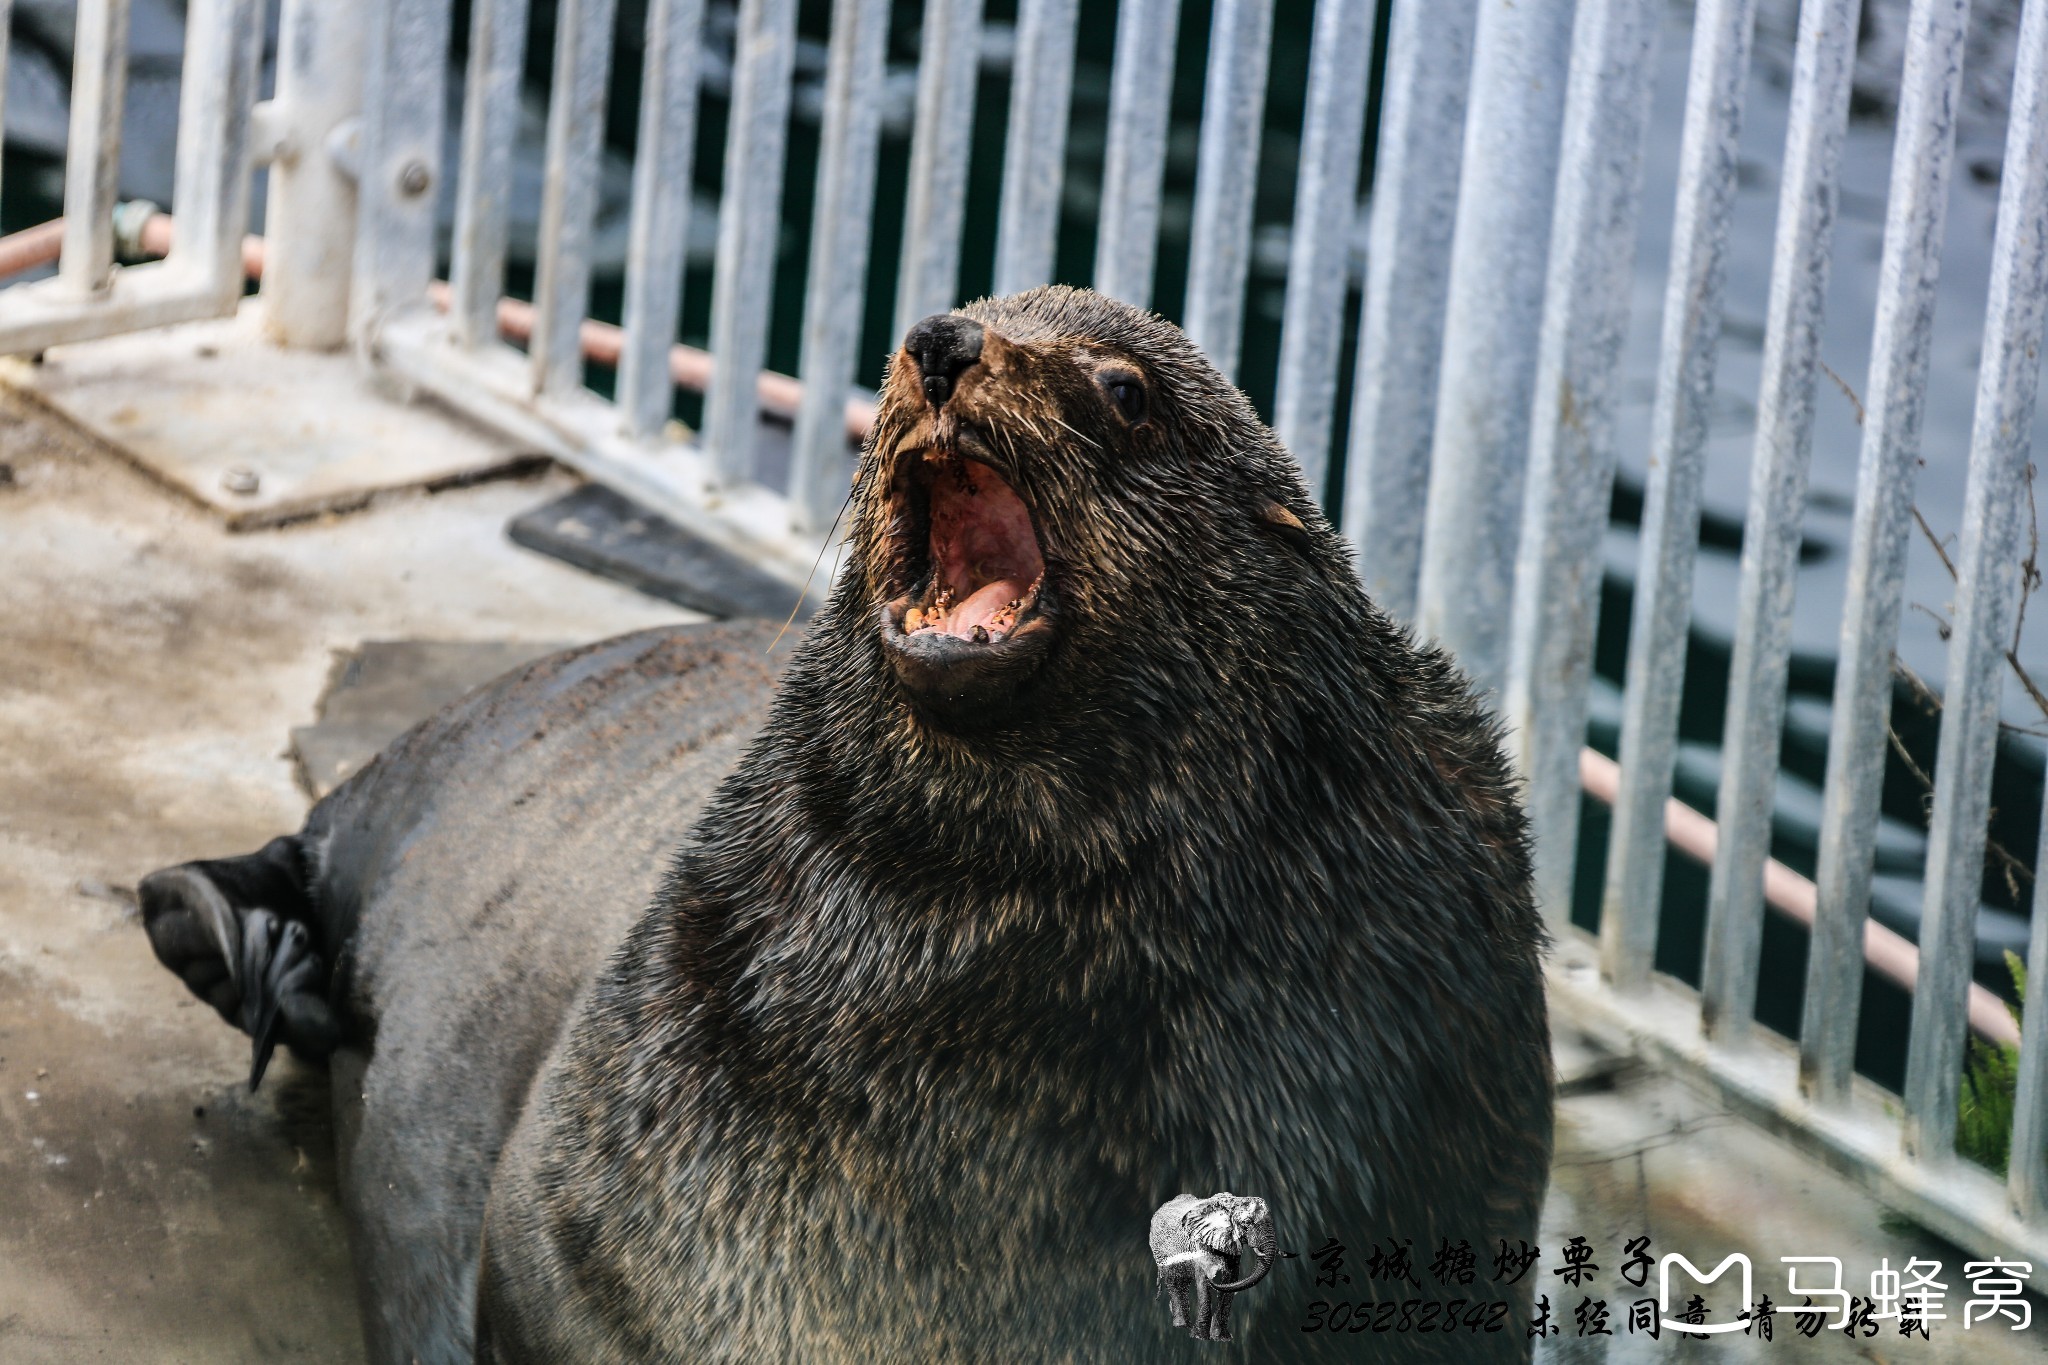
[139,837,340,1090]
[238,909,330,1090]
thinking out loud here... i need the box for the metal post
[1507,0,1663,933]
[58,0,133,295]
[893,0,985,340]
[531,0,621,399]
[618,0,707,439]
[1181,0,1274,380]
[1805,0,1970,1108]
[992,0,1080,296]
[790,0,890,531]
[1600,0,1762,999]
[0,0,15,218]
[1411,0,1577,697]
[703,0,799,484]
[1697,0,1859,1043]
[2009,4,2048,1215]
[448,0,532,349]
[262,0,369,348]
[164,0,266,306]
[1272,0,1375,497]
[1093,0,1181,309]
[2014,769,2048,1218]
[351,0,454,344]
[1338,0,1476,620]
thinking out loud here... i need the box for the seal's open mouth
[879,445,1056,723]
[898,456,1045,643]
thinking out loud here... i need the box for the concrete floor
[0,390,683,1361]
[1,386,2041,1361]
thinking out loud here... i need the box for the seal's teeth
[905,607,925,632]
[971,625,990,644]
[983,599,1022,635]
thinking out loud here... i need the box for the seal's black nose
[904,314,984,408]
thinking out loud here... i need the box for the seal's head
[853,285,1336,732]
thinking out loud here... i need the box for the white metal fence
[4,0,2048,1267]
[0,0,265,353]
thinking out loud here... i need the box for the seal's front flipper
[139,838,339,1089]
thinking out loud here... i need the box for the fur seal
[141,286,1552,1363]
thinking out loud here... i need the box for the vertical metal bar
[1905,0,2048,1165]
[1907,468,2029,1157]
[58,0,132,295]
[2013,0,2048,1204]
[1698,0,1859,1043]
[1272,0,1375,496]
[991,0,1079,296]
[1092,0,1181,309]
[703,0,799,484]
[1410,0,1576,698]
[351,0,454,342]
[164,0,265,301]
[1180,0,1273,380]
[448,0,532,349]
[1599,0,1762,986]
[893,0,985,340]
[0,0,15,220]
[1805,0,1971,1108]
[789,0,890,531]
[531,0,621,398]
[1507,0,1663,933]
[2013,771,2048,1218]
[617,0,706,438]
[1337,0,1476,619]
[262,0,369,348]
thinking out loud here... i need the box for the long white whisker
[1046,415,1098,450]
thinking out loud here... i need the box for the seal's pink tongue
[944,578,1031,638]
[920,458,1043,641]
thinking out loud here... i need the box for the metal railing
[0,0,268,353]
[4,0,2047,1267]
[1478,0,2048,1265]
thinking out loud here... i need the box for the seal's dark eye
[1099,372,1147,424]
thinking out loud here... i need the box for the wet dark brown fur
[144,286,1550,1363]
[477,288,1551,1360]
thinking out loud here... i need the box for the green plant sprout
[1957,950,2028,1175]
